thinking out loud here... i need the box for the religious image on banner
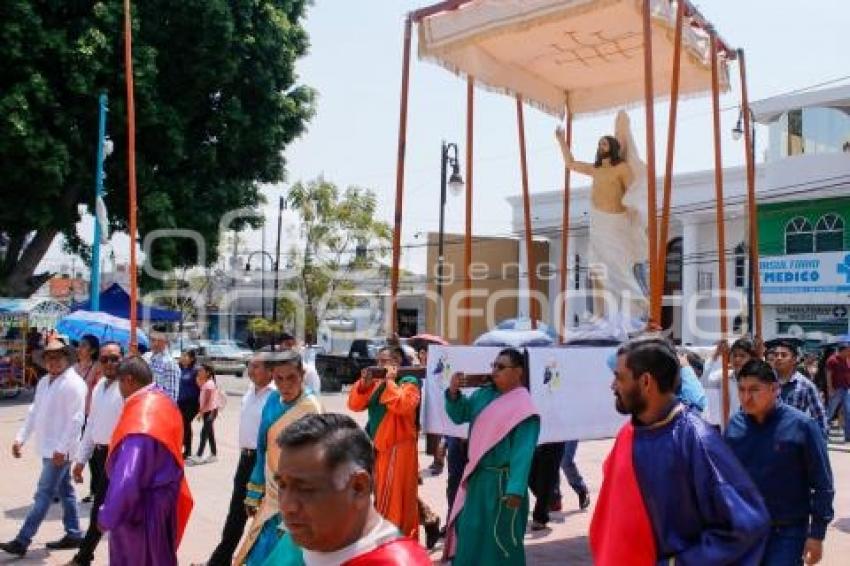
[541,354,562,393]
[527,347,625,444]
[431,352,452,388]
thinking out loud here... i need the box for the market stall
[0,298,67,397]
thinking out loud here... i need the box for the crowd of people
[0,329,843,565]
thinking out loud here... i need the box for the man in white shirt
[703,338,756,427]
[303,359,322,396]
[1,339,87,558]
[67,342,126,566]
[204,353,276,566]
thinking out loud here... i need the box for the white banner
[527,347,625,443]
[421,346,626,443]
[421,346,502,438]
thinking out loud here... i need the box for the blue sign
[760,252,850,297]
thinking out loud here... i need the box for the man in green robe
[443,348,540,565]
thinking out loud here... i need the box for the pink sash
[443,387,538,560]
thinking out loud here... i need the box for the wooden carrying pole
[462,77,474,345]
[411,0,474,22]
[655,0,685,323]
[390,16,413,336]
[124,0,139,352]
[738,49,762,341]
[559,111,573,343]
[641,0,659,326]
[516,97,538,329]
[710,32,731,427]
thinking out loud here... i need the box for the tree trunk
[1,232,25,274]
[2,228,59,297]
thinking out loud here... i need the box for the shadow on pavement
[0,547,51,564]
[527,535,592,564]
[547,509,586,524]
[0,390,35,410]
[4,501,92,522]
[834,517,850,534]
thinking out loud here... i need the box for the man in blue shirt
[676,351,706,413]
[726,359,834,566]
[607,349,706,413]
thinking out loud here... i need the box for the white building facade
[509,85,850,345]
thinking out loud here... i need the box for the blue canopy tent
[72,283,181,322]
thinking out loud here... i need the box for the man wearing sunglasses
[67,342,125,566]
[443,348,540,565]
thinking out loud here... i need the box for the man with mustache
[590,337,770,565]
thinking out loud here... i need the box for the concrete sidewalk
[1,379,849,564]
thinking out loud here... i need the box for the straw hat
[33,338,76,367]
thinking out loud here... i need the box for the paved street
[2,376,850,564]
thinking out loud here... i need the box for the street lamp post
[436,141,464,337]
[272,195,286,323]
[732,108,757,333]
[245,250,276,319]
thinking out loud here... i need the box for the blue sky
[45,0,850,276]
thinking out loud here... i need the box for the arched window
[664,238,683,294]
[734,243,747,288]
[814,213,844,252]
[785,217,814,254]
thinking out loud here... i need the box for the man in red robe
[98,356,193,565]
[265,413,430,565]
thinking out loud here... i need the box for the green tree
[0,0,314,297]
[247,316,282,348]
[278,177,392,339]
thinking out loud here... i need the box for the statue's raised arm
[614,110,648,226]
[555,126,595,177]
[614,110,633,160]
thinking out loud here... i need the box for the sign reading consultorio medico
[760,251,850,303]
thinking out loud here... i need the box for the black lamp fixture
[731,109,744,141]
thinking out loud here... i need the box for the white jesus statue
[556,110,649,322]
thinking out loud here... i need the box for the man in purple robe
[98,356,193,565]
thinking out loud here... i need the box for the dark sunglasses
[99,355,122,364]
[491,362,518,371]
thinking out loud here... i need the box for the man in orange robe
[347,345,420,539]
